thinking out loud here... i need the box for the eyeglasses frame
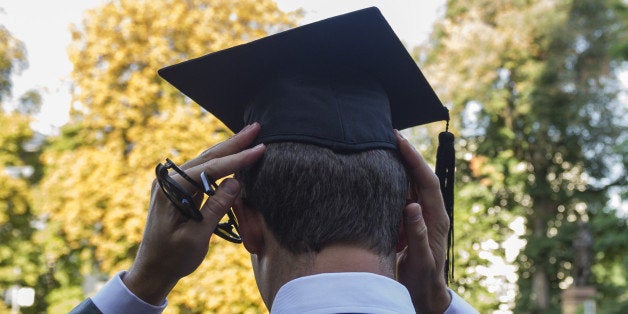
[155,158,242,243]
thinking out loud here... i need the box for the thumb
[404,203,433,266]
[199,178,240,227]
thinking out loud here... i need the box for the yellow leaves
[68,0,297,134]
[0,24,27,98]
[39,0,297,311]
[0,112,33,165]
[0,170,30,224]
[0,113,33,222]
[167,242,265,313]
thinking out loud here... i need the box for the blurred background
[0,0,625,313]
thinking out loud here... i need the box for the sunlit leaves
[0,25,27,104]
[0,22,50,314]
[422,0,626,312]
[38,0,295,311]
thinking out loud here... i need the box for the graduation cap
[158,7,455,282]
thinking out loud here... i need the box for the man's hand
[123,123,265,305]
[395,130,451,314]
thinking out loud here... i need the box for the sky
[0,0,446,134]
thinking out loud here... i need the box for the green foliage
[17,89,42,115]
[421,0,626,312]
[590,210,628,313]
[0,25,26,105]
[608,0,628,60]
[0,21,48,313]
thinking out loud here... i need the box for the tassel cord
[435,125,455,285]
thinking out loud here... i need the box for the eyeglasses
[155,158,242,243]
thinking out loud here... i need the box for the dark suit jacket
[69,298,102,314]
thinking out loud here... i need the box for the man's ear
[233,197,264,255]
[395,217,407,253]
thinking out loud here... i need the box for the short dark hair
[238,142,407,255]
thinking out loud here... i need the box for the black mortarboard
[158,6,455,282]
[158,7,447,150]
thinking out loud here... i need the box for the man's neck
[305,245,395,278]
[262,244,396,307]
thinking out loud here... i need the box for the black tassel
[435,122,455,285]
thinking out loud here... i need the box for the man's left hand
[395,130,451,314]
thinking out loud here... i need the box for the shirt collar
[271,272,414,314]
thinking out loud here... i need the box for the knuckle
[425,173,441,190]
[151,178,160,190]
[416,224,428,237]
[151,179,164,198]
[206,194,231,216]
[442,217,450,229]
[201,141,223,158]
[428,172,440,185]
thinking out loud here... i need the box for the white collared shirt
[271,272,478,314]
[271,272,414,313]
[88,271,477,313]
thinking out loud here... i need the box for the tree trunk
[533,265,550,310]
[531,201,553,311]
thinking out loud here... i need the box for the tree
[609,0,628,60]
[420,0,626,312]
[38,0,296,312]
[0,24,26,103]
[0,22,48,313]
[0,112,40,314]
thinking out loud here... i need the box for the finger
[395,130,448,225]
[197,178,240,230]
[395,130,442,200]
[172,143,265,192]
[180,122,261,171]
[403,202,434,269]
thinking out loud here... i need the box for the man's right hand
[123,123,265,305]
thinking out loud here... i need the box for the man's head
[158,7,453,308]
[234,141,408,306]
[158,10,447,250]
[237,142,407,256]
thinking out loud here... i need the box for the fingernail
[404,203,423,223]
[221,179,240,196]
[252,143,265,150]
[240,124,253,133]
